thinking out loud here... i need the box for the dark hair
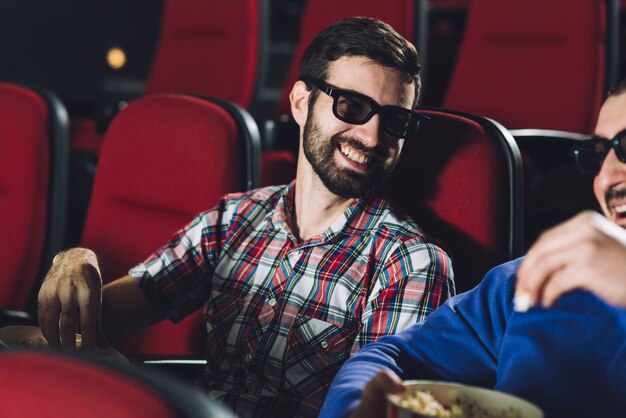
[297,17,421,108]
[608,78,626,98]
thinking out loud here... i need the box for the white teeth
[340,144,369,165]
[615,204,626,214]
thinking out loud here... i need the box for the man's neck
[292,169,354,242]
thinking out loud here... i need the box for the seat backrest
[512,129,600,251]
[0,350,236,418]
[443,0,618,133]
[80,93,261,359]
[0,82,69,315]
[388,108,524,292]
[144,0,269,109]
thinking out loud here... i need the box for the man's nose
[354,114,383,147]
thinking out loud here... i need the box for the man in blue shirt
[319,83,626,418]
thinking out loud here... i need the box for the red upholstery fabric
[261,150,298,186]
[70,116,103,154]
[389,109,522,292]
[0,352,178,418]
[80,94,245,358]
[0,83,49,310]
[145,0,260,108]
[274,0,416,117]
[429,0,470,8]
[443,0,606,133]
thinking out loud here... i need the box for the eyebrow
[324,82,412,109]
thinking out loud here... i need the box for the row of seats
[68,0,618,183]
[0,80,597,366]
[264,0,618,187]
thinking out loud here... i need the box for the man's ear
[290,80,310,127]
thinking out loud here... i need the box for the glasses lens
[335,93,372,123]
[617,135,626,162]
[381,108,414,137]
[572,140,607,174]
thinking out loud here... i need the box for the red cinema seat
[0,350,236,418]
[71,0,268,155]
[0,82,69,324]
[443,0,618,133]
[389,108,523,292]
[79,93,261,361]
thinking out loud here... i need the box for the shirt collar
[271,182,387,244]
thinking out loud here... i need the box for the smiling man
[37,17,453,417]
[320,82,626,418]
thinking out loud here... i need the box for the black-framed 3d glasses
[571,129,626,175]
[303,78,426,139]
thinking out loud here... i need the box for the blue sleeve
[319,259,521,418]
[495,287,626,418]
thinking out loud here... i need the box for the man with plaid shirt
[38,17,454,417]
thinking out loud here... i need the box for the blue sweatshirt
[319,258,626,418]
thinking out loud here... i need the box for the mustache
[331,134,388,162]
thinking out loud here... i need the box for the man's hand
[37,248,108,350]
[350,370,406,418]
[516,211,626,310]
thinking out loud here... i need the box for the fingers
[538,265,586,308]
[38,290,62,347]
[352,371,405,418]
[516,211,626,310]
[36,248,104,350]
[517,212,598,305]
[58,283,78,348]
[76,279,101,350]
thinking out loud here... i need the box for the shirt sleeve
[128,196,234,322]
[320,259,520,418]
[353,239,455,351]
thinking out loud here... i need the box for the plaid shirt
[130,183,454,417]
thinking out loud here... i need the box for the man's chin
[321,174,374,198]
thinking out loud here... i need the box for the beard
[302,109,396,198]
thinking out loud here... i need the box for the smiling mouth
[612,204,626,220]
[339,143,371,166]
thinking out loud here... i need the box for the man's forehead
[325,57,415,107]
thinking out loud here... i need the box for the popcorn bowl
[387,380,543,418]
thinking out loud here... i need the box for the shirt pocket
[284,315,360,395]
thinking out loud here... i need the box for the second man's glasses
[303,78,426,139]
[571,129,626,175]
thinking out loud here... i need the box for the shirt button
[321,341,328,349]
[292,249,301,256]
[244,353,253,362]
[267,298,276,307]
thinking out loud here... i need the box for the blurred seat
[512,129,599,250]
[0,82,69,325]
[71,0,269,155]
[442,0,618,133]
[67,1,269,247]
[0,350,236,418]
[262,0,427,187]
[389,108,524,292]
[78,93,261,365]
